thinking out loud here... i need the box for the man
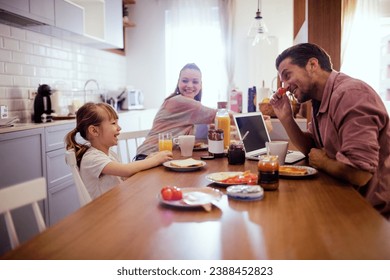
[270,43,390,219]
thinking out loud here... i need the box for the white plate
[205,172,244,186]
[193,143,208,151]
[158,187,223,211]
[279,165,318,177]
[226,185,264,201]
[163,160,206,172]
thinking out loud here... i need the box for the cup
[173,135,195,157]
[158,132,173,152]
[265,141,288,165]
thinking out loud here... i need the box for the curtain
[218,0,236,98]
[340,0,380,91]
[165,0,227,107]
[341,0,357,66]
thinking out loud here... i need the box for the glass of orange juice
[158,132,173,151]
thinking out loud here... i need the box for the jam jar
[257,155,279,190]
[227,143,245,165]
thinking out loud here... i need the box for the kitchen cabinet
[72,0,124,49]
[0,123,83,255]
[0,0,123,49]
[0,0,55,26]
[0,128,46,256]
[54,0,84,35]
[44,123,80,226]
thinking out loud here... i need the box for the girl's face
[178,69,202,99]
[94,115,121,149]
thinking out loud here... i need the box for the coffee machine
[33,84,53,123]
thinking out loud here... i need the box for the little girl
[65,102,172,199]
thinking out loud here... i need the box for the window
[341,0,390,112]
[164,1,227,108]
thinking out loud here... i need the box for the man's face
[277,57,314,103]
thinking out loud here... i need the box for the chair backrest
[0,177,47,249]
[116,129,150,163]
[65,149,92,207]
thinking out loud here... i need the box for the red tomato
[161,187,173,200]
[171,187,183,200]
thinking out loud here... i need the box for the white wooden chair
[116,129,150,163]
[65,149,92,207]
[0,177,47,249]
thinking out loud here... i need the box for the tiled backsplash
[0,23,127,122]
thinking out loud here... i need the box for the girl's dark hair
[275,43,333,72]
[166,63,203,101]
[65,102,118,167]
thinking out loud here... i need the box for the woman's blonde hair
[65,102,118,167]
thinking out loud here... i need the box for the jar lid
[259,155,279,161]
[217,101,227,109]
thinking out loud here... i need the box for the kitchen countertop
[0,109,151,134]
[0,119,76,134]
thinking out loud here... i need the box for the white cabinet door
[0,0,54,25]
[54,0,84,35]
[0,0,29,14]
[30,0,55,25]
[47,179,80,226]
[104,0,123,49]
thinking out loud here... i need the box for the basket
[259,102,276,117]
[259,101,300,118]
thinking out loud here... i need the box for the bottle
[229,88,242,113]
[215,101,230,149]
[257,155,279,190]
[248,86,256,112]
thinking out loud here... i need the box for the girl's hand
[150,150,173,164]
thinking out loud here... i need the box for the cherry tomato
[277,87,287,96]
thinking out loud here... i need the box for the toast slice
[170,158,204,168]
[279,166,308,175]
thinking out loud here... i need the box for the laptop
[233,112,306,164]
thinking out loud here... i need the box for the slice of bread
[170,158,204,168]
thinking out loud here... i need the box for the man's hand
[308,148,329,169]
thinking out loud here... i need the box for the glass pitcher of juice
[215,101,230,149]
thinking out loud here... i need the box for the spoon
[240,131,249,144]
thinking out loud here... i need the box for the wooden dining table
[3,149,390,260]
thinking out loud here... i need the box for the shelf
[124,21,136,28]
[123,0,136,4]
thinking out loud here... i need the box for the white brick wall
[0,23,127,122]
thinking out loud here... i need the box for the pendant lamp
[247,0,268,46]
